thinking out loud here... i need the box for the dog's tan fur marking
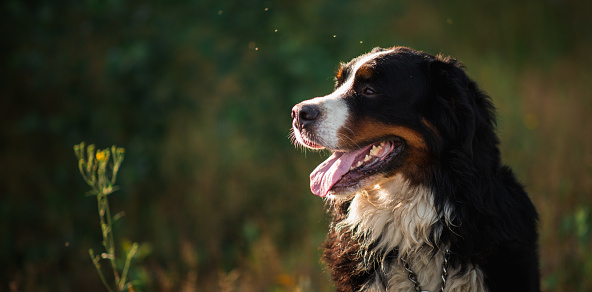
[421,117,440,139]
[338,119,432,183]
[339,119,427,150]
[336,64,346,84]
[356,65,374,80]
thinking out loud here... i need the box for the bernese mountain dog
[291,47,539,291]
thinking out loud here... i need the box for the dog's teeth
[350,166,354,171]
[364,155,371,162]
[369,146,378,156]
[370,144,384,156]
[356,161,363,167]
[370,145,382,156]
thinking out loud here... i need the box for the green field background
[2,0,591,291]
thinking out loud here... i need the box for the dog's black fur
[292,47,539,291]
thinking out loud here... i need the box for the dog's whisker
[338,132,361,149]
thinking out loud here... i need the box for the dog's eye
[362,87,377,96]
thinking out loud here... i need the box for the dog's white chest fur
[332,174,487,292]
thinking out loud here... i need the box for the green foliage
[1,0,591,291]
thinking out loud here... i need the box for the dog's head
[291,46,490,198]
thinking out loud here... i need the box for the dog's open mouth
[310,140,404,197]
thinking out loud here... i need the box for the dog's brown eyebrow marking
[356,65,374,80]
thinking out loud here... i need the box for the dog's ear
[429,56,476,159]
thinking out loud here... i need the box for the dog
[291,47,539,291]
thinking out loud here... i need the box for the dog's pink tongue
[310,148,367,197]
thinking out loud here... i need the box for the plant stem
[119,243,138,291]
[89,249,115,292]
[103,195,121,290]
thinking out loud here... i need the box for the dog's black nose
[292,104,320,127]
[299,104,320,121]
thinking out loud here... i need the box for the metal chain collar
[401,249,450,292]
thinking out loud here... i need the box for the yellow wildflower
[96,150,108,161]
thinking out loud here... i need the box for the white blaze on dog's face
[292,50,391,150]
[291,47,434,198]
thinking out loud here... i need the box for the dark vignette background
[1,0,591,291]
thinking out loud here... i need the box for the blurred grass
[1,0,591,291]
